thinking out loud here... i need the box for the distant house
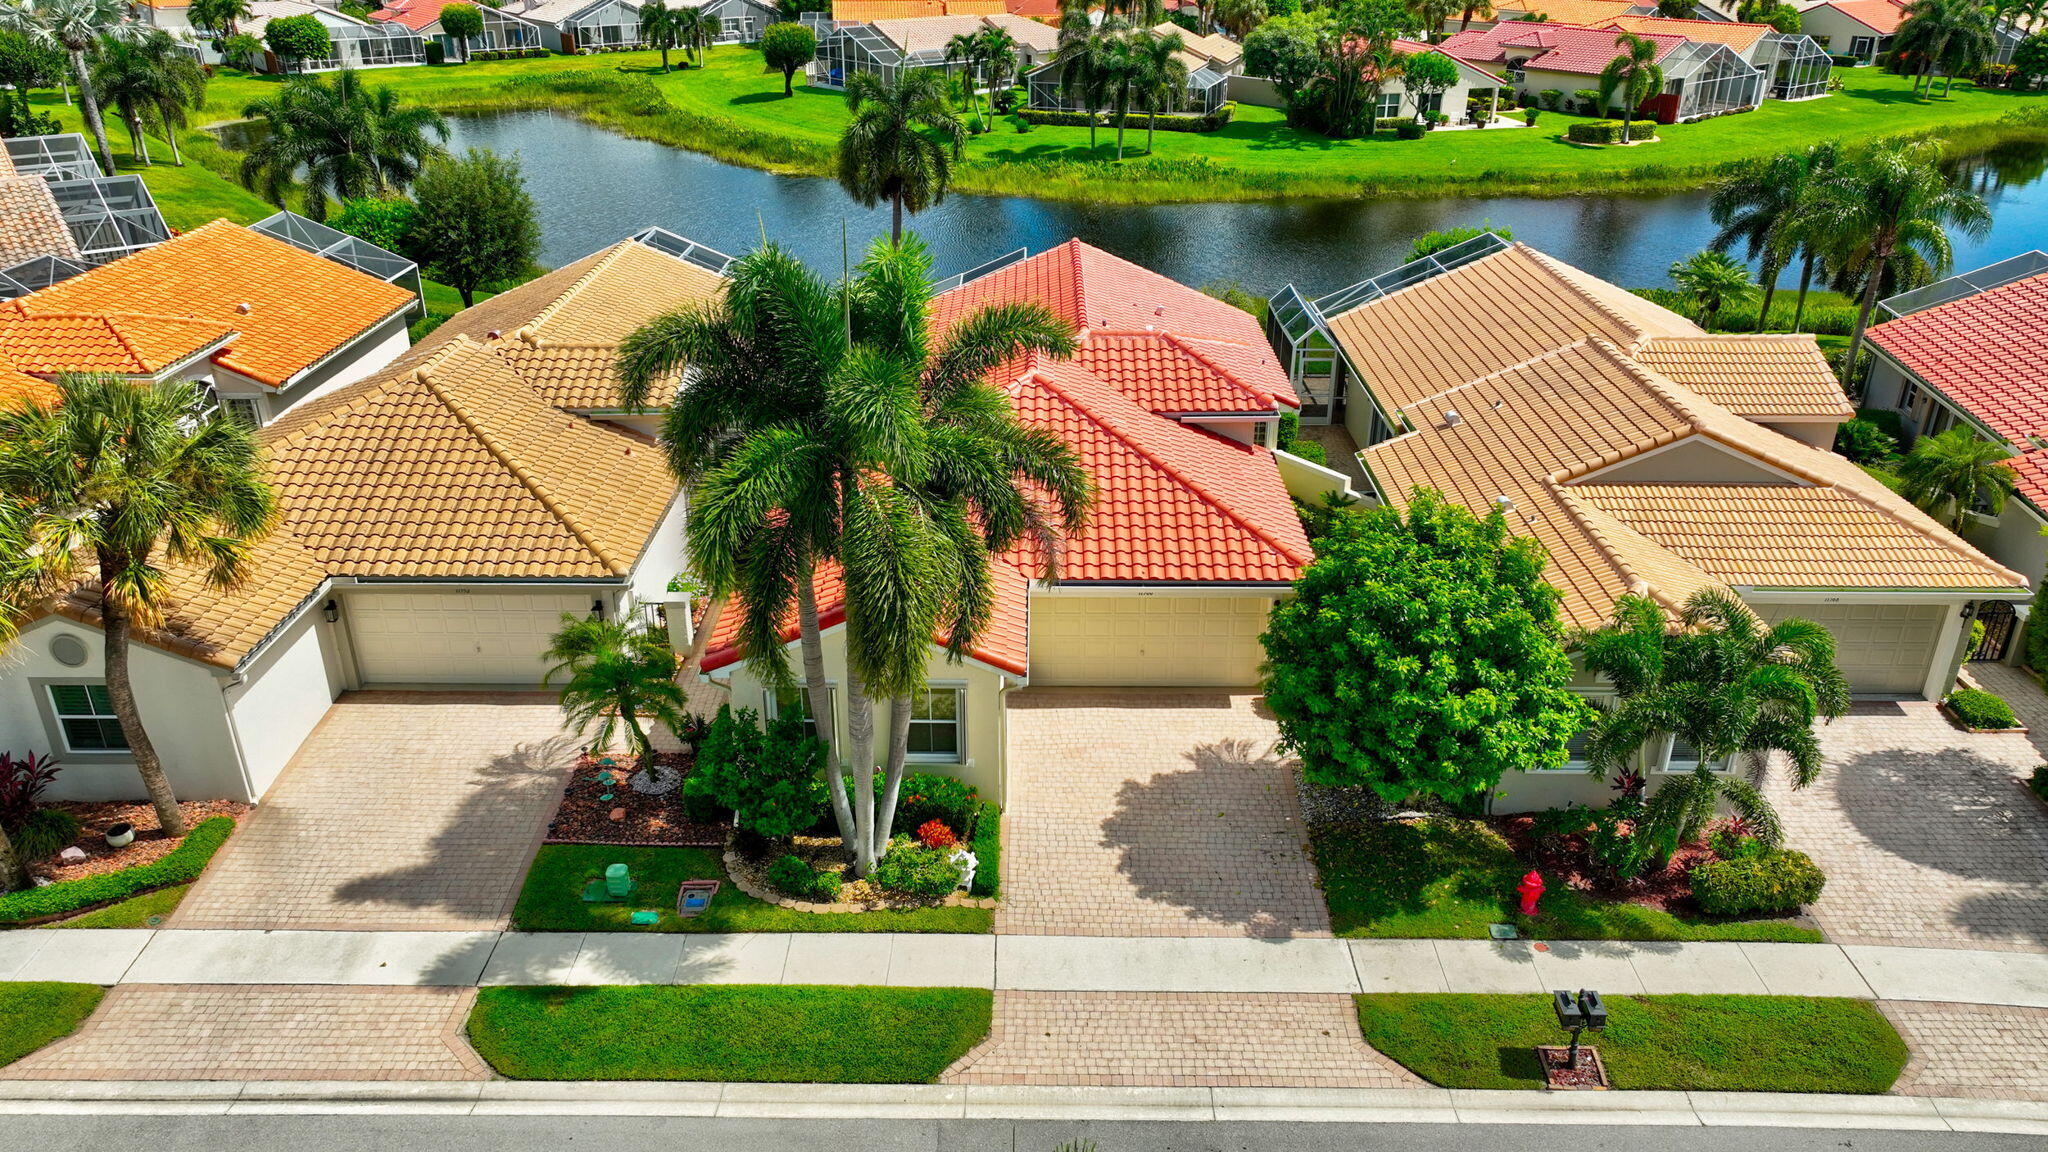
[0,134,169,275]
[1793,0,1903,62]
[812,12,1057,90]
[368,0,548,57]
[243,0,427,71]
[1449,0,1650,32]
[1600,14,1831,99]
[1025,23,1234,115]
[1441,19,1765,120]
[506,0,778,53]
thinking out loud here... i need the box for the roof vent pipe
[1443,409,1461,426]
[1495,495,1514,516]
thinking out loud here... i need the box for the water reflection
[432,110,2048,293]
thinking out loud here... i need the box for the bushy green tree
[1261,488,1590,806]
[439,2,484,61]
[1399,49,1459,119]
[402,147,539,306]
[1243,13,1327,125]
[263,14,332,73]
[1407,223,1512,262]
[684,705,828,839]
[331,195,416,252]
[762,22,816,95]
[2015,34,2048,86]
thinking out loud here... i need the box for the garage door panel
[1028,595,1273,687]
[347,590,593,685]
[1756,601,1944,696]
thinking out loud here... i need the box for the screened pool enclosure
[1659,41,1765,120]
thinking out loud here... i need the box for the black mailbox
[1580,990,1609,1031]
[1552,990,1584,1029]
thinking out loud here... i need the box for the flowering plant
[917,820,958,850]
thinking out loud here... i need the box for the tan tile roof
[1632,334,1851,420]
[0,176,80,266]
[1149,22,1242,67]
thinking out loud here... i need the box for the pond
[437,110,2048,294]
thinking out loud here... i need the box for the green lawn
[468,984,991,1081]
[49,884,190,929]
[0,983,104,1069]
[512,844,992,934]
[1311,819,1821,942]
[1355,993,1907,1092]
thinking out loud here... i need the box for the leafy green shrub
[1523,108,1539,126]
[1566,119,1657,144]
[1015,104,1235,133]
[1691,849,1826,915]
[331,197,417,255]
[871,838,964,898]
[1945,686,2020,730]
[968,801,1000,897]
[683,705,827,838]
[1828,52,1861,67]
[1538,89,1563,109]
[896,773,979,835]
[1571,88,1603,114]
[1275,409,1329,464]
[1395,121,1425,140]
[2030,764,2048,803]
[0,816,234,925]
[1855,407,1907,442]
[8,808,80,862]
[766,854,843,902]
[1285,438,1328,464]
[424,39,446,65]
[1833,417,1898,465]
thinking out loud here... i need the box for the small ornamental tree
[439,2,484,61]
[684,705,828,839]
[1261,487,1591,806]
[264,14,332,73]
[331,196,416,251]
[401,147,540,306]
[761,22,816,96]
[1399,50,1459,122]
[2014,33,2048,87]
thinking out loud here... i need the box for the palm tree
[0,375,276,840]
[1101,32,1146,160]
[673,4,712,66]
[138,30,205,166]
[1814,140,1990,387]
[1709,151,1814,329]
[91,30,206,167]
[544,615,690,763]
[1895,428,2016,531]
[188,0,251,39]
[1894,0,1994,95]
[1577,589,1850,853]
[1458,0,1494,29]
[641,1,679,71]
[1131,29,1187,154]
[1597,31,1662,144]
[1,0,134,175]
[91,34,162,166]
[837,69,964,243]
[238,68,448,220]
[1056,6,1116,151]
[1408,0,1459,40]
[1667,249,1756,332]
[945,30,986,130]
[1214,0,1268,38]
[976,24,1018,118]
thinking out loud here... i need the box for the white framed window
[48,683,127,752]
[1656,734,1729,774]
[1376,91,1401,119]
[768,685,834,743]
[1850,35,1874,57]
[223,397,260,427]
[1252,420,1271,447]
[722,16,744,36]
[907,686,964,761]
[1898,378,1920,413]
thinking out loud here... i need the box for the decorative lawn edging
[0,817,235,927]
[0,983,105,1069]
[467,984,992,1081]
[1354,993,1907,1093]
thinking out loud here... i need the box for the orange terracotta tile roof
[0,308,236,377]
[1333,246,2023,628]
[0,177,79,266]
[1488,0,1638,25]
[367,0,467,30]
[1810,0,1905,33]
[13,220,413,388]
[1599,14,1770,51]
[833,0,1003,19]
[0,363,58,409]
[1442,20,1687,75]
[1632,334,1850,420]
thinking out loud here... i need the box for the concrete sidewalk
[4,929,2048,1007]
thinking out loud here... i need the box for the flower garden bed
[544,751,727,847]
[28,800,245,886]
[723,833,995,915]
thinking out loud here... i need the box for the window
[1898,378,1920,414]
[907,686,963,760]
[1376,91,1401,120]
[49,684,127,752]
[1505,57,1526,81]
[722,16,744,36]
[1252,420,1271,447]
[1850,35,1874,58]
[1658,735,1728,774]
[769,686,832,743]
[223,397,260,427]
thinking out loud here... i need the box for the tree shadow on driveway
[1831,747,2048,884]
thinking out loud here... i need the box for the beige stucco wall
[1763,420,1842,449]
[1577,436,1795,484]
[223,604,346,800]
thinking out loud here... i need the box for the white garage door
[1027,595,1273,687]
[1756,601,1946,697]
[347,590,595,686]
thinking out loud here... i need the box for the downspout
[216,671,260,804]
[996,674,1014,808]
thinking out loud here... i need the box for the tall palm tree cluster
[1892,0,2000,96]
[1,0,162,175]
[944,23,1018,132]
[614,236,1093,875]
[238,68,450,220]
[1053,4,1194,159]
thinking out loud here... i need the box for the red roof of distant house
[699,240,1313,677]
[1809,0,1906,34]
[1868,269,2048,503]
[1441,21,1686,75]
[1003,0,1061,17]
[1392,37,1508,82]
[367,0,456,29]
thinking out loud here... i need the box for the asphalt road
[5,1116,2042,1152]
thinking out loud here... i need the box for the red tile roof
[367,0,461,30]
[1442,21,1686,75]
[1810,0,1905,34]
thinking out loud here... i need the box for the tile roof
[0,361,58,409]
[1149,22,1243,67]
[834,0,1003,20]
[0,309,236,377]
[1330,245,2022,628]
[1632,334,1850,420]
[1808,0,1905,33]
[1442,20,1686,75]
[1393,37,1508,82]
[1599,13,1770,51]
[10,220,414,388]
[869,11,1055,52]
[368,0,466,30]
[1488,0,1638,23]
[0,177,80,266]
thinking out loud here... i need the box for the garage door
[1027,595,1273,687]
[1755,602,1945,697]
[346,590,595,686]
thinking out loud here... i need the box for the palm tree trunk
[1620,108,1632,145]
[0,823,23,893]
[1115,105,1127,159]
[1791,251,1816,333]
[71,49,117,176]
[1757,255,1782,330]
[619,698,649,761]
[1087,102,1098,149]
[127,112,152,166]
[1842,246,1889,392]
[873,694,912,856]
[890,191,904,244]
[100,594,189,839]
[1146,107,1156,153]
[161,108,185,166]
[845,663,878,875]
[678,591,725,682]
[794,581,853,849]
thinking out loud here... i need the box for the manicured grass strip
[0,817,235,926]
[1356,993,1906,1093]
[469,985,992,1081]
[513,844,992,934]
[1312,819,1820,943]
[50,884,191,929]
[0,983,105,1069]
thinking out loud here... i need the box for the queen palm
[92,30,206,167]
[1132,28,1187,154]
[673,5,712,66]
[1101,32,1144,159]
[1895,428,2016,531]
[976,24,1017,109]
[0,0,134,175]
[1056,6,1116,151]
[187,0,251,38]
[239,68,448,219]
[544,615,690,764]
[1895,0,1993,94]
[1577,589,1850,852]
[1408,0,1457,40]
[1457,0,1493,29]
[1597,31,1661,144]
[1667,249,1755,332]
[1214,0,1268,38]
[1709,150,1817,328]
[837,69,964,243]
[945,30,987,129]
[640,2,679,71]
[0,500,36,892]
[0,375,276,840]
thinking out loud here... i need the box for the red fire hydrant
[1518,870,1546,917]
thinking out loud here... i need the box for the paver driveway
[171,691,576,932]
[1771,664,2048,952]
[996,689,1329,938]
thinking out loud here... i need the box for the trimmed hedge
[1015,103,1235,133]
[2030,765,2048,804]
[765,854,842,902]
[1946,686,2021,730]
[1567,119,1657,144]
[969,800,999,898]
[0,816,235,925]
[1690,849,1826,916]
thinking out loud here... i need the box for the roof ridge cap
[412,347,628,577]
[523,242,634,337]
[1592,337,1716,427]
[97,313,148,369]
[1550,483,1693,615]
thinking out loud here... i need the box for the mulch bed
[30,800,248,885]
[1492,813,1710,915]
[729,833,958,911]
[1536,1045,1611,1090]
[544,751,727,847]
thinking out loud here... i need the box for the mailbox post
[1550,988,1607,1070]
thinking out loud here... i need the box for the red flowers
[917,820,958,850]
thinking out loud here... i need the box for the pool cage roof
[1878,250,2048,319]
[632,227,736,275]
[1310,231,1511,319]
[1756,32,1830,100]
[1659,41,1763,120]
[4,134,101,181]
[0,254,94,300]
[935,248,1028,293]
[50,175,171,263]
[252,211,423,310]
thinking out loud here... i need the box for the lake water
[441,110,2048,294]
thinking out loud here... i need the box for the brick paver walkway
[996,690,1330,938]
[0,985,489,1081]
[1884,1001,2048,1101]
[1770,674,2048,952]
[943,991,1420,1088]
[172,692,577,932]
